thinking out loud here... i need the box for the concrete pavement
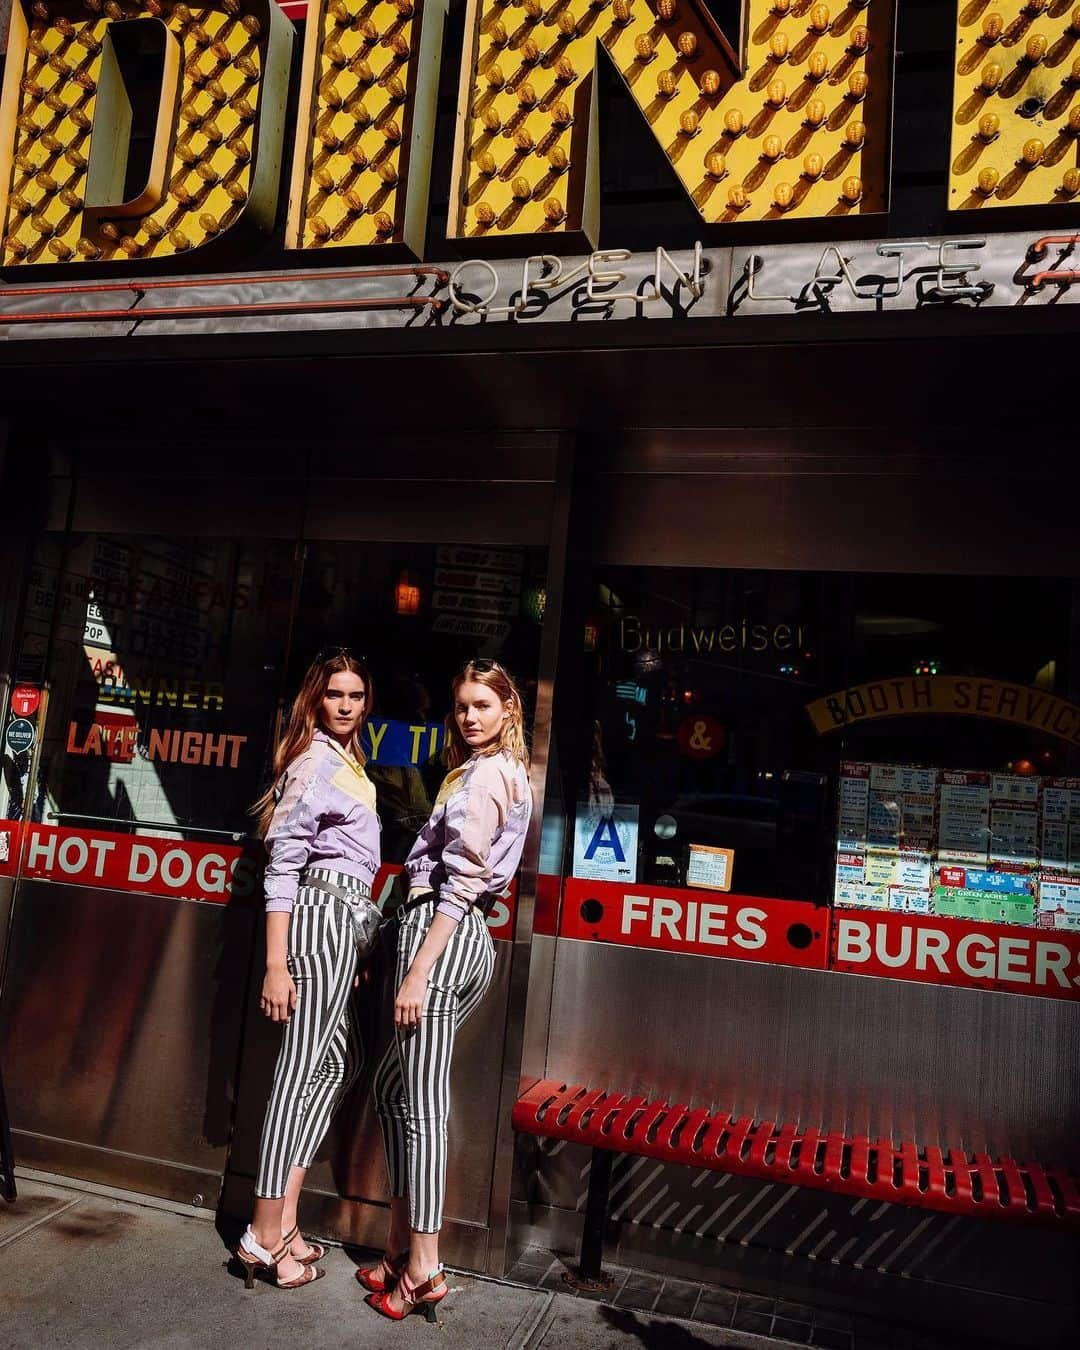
[0,1175,797,1350]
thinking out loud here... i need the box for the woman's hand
[394,966,429,1029]
[261,965,297,1022]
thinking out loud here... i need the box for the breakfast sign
[2,0,1078,273]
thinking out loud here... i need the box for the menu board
[835,763,1064,928]
[834,762,937,914]
[1038,779,1080,930]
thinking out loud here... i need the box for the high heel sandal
[355,1249,407,1293]
[282,1224,325,1266]
[366,1268,448,1323]
[235,1226,325,1290]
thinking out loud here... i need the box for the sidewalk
[0,1172,1034,1350]
[0,1173,798,1350]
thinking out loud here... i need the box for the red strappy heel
[355,1249,408,1292]
[366,1268,448,1323]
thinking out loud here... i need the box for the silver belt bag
[303,871,385,960]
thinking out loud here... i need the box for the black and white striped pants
[255,870,367,1199]
[374,897,496,1233]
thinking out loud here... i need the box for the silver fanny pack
[303,871,384,960]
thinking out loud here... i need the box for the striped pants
[255,871,368,1199]
[374,898,496,1233]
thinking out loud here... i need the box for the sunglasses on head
[316,645,367,664]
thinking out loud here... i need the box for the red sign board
[0,823,517,938]
[831,909,1080,1003]
[13,823,261,904]
[561,877,829,970]
[11,685,41,717]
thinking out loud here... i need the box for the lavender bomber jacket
[263,729,381,914]
[405,749,532,922]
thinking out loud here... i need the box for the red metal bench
[512,1078,1080,1287]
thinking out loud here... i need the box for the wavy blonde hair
[445,660,529,770]
[252,652,374,835]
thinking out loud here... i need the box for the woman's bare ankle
[251,1223,280,1253]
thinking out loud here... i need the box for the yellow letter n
[448,0,894,249]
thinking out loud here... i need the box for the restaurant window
[572,566,1080,930]
[1,533,547,904]
[285,541,547,868]
[0,533,295,902]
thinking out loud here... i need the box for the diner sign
[832,910,1080,1003]
[807,677,1080,747]
[561,877,829,970]
[6,2,1078,275]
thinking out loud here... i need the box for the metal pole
[0,1063,15,1201]
[564,1148,614,1292]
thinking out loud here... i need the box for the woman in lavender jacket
[363,660,532,1323]
[235,650,380,1291]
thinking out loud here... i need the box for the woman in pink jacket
[236,650,380,1290]
[363,659,532,1323]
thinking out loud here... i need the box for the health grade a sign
[5,1,1075,272]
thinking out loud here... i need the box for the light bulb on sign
[976,167,1000,196]
[980,62,1004,92]
[1021,138,1045,167]
[977,113,1000,142]
[980,13,1003,45]
[843,120,867,149]
[804,98,827,128]
[766,79,788,108]
[809,4,830,34]
[806,52,829,82]
[1023,34,1048,65]
[847,72,869,102]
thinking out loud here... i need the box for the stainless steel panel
[546,940,1080,1166]
[594,471,1080,576]
[70,476,307,539]
[0,879,254,1202]
[303,480,555,546]
[226,933,512,1251]
[484,433,574,1274]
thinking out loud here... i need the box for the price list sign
[834,762,937,915]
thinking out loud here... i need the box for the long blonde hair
[445,660,529,770]
[252,651,375,835]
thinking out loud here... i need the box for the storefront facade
[2,1,1079,1341]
